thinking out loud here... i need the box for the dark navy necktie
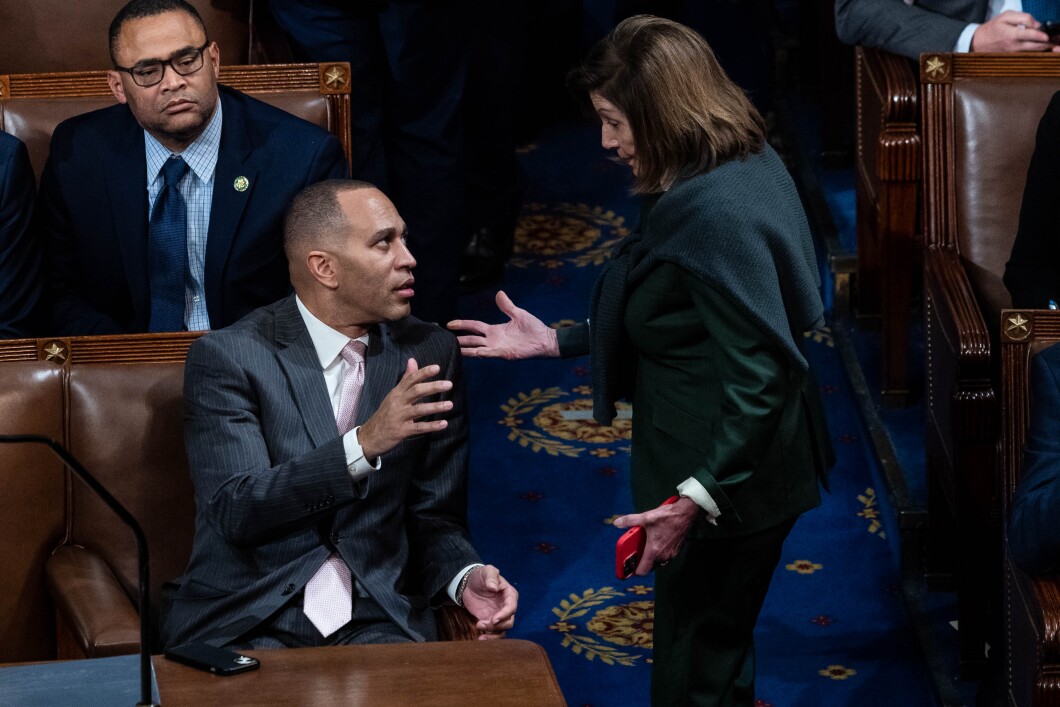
[148,156,189,332]
[1025,0,1060,21]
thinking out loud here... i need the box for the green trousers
[651,517,797,706]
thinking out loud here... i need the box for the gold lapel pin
[233,176,249,192]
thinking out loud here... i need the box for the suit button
[330,532,340,545]
[282,583,295,596]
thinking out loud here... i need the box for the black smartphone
[1042,20,1060,40]
[164,642,260,675]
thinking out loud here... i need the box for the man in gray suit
[162,179,517,649]
[835,0,1060,60]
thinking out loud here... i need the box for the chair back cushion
[66,363,194,611]
[0,362,66,662]
[0,0,251,74]
[953,80,1060,286]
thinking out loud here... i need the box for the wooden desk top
[153,639,566,706]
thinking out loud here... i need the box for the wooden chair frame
[920,52,1060,670]
[1000,309,1060,706]
[854,45,920,403]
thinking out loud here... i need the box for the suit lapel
[273,297,338,448]
[356,323,403,426]
[105,111,150,325]
[204,89,257,323]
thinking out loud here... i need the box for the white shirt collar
[295,295,369,370]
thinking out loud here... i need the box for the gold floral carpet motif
[509,202,630,270]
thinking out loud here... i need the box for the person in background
[1008,343,1060,574]
[267,0,466,324]
[835,0,1060,60]
[449,16,833,706]
[163,179,517,650]
[0,131,42,338]
[40,0,346,335]
[1006,91,1060,309]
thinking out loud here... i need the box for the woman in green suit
[449,15,833,706]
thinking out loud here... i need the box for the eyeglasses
[114,41,210,87]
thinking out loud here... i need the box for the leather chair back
[0,333,197,663]
[0,0,253,74]
[67,362,194,616]
[951,81,1060,315]
[0,362,66,662]
[0,63,353,183]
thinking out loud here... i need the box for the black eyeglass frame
[113,40,211,87]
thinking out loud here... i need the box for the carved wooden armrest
[1028,573,1060,662]
[924,247,992,379]
[859,47,919,183]
[44,544,139,658]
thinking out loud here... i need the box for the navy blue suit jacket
[0,131,41,338]
[1009,342,1060,574]
[40,85,347,335]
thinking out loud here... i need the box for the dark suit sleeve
[184,333,358,547]
[1006,92,1060,309]
[834,0,974,59]
[1008,346,1060,575]
[557,322,590,358]
[403,334,480,601]
[684,272,789,512]
[0,136,42,338]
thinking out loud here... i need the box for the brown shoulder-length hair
[567,15,765,194]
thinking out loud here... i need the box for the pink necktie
[303,339,366,637]
[335,340,367,435]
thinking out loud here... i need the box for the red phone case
[614,496,680,580]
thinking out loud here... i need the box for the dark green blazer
[624,262,830,538]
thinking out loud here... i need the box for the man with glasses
[38,0,347,335]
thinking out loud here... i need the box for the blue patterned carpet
[455,120,941,706]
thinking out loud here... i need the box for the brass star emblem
[323,65,349,90]
[42,341,68,364]
[1006,313,1030,340]
[925,56,949,80]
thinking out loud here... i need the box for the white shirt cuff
[955,23,979,53]
[447,563,484,604]
[676,477,720,526]
[342,425,381,480]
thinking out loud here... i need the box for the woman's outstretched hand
[447,291,560,360]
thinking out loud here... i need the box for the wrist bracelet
[455,565,481,607]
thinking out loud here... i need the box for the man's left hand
[613,496,699,575]
[460,565,518,640]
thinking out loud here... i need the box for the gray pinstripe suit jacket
[835,0,989,60]
[161,295,479,648]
